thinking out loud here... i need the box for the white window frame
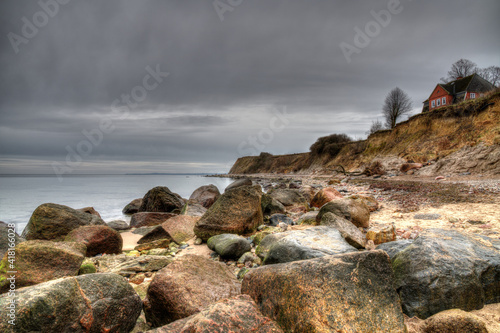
[470,93,476,99]
[431,100,435,108]
[437,98,441,106]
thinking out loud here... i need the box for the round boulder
[65,225,123,256]
[316,198,370,228]
[189,184,220,208]
[139,186,184,213]
[207,234,252,259]
[122,198,143,214]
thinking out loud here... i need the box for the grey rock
[413,213,441,220]
[258,226,358,265]
[225,178,252,191]
[376,240,413,260]
[392,229,500,319]
[320,212,365,249]
[107,219,130,231]
[268,214,294,226]
[207,234,252,259]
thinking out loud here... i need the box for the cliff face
[229,91,500,175]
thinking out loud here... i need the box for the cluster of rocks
[0,177,498,332]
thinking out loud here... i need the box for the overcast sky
[0,0,498,175]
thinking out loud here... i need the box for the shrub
[310,134,352,157]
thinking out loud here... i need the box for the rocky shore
[1,174,499,332]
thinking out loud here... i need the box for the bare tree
[478,66,500,87]
[441,59,478,83]
[382,87,413,129]
[366,119,384,136]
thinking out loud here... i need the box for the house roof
[440,74,495,95]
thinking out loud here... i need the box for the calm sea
[0,174,233,234]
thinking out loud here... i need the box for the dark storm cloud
[0,0,499,174]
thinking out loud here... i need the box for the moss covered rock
[207,234,252,259]
[21,203,106,241]
[139,186,184,213]
[0,240,86,293]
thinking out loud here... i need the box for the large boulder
[207,234,252,259]
[139,186,184,213]
[267,189,308,208]
[225,178,252,191]
[350,194,380,212]
[316,198,370,228]
[309,187,343,208]
[0,222,23,258]
[256,226,358,265]
[189,184,220,208]
[129,212,176,228]
[144,254,241,327]
[0,240,86,293]
[320,212,365,249]
[21,203,106,241]
[65,225,123,256]
[0,273,142,332]
[242,250,407,332]
[148,295,283,333]
[194,185,263,241]
[122,198,143,214]
[137,215,199,245]
[392,229,500,319]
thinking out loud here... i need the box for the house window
[470,93,476,99]
[442,97,446,105]
[431,100,435,108]
[437,99,441,106]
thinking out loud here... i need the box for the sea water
[0,174,233,233]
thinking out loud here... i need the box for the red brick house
[423,74,495,112]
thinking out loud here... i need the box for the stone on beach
[21,203,106,241]
[65,225,123,256]
[194,185,263,241]
[0,240,86,293]
[189,184,220,208]
[207,233,252,259]
[256,226,358,265]
[242,250,407,332]
[225,178,252,191]
[309,187,343,208]
[139,186,185,213]
[320,212,366,249]
[0,273,142,332]
[129,212,177,228]
[316,197,371,228]
[392,228,500,319]
[144,254,241,327]
[148,295,283,333]
[137,215,199,245]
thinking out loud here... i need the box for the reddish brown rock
[137,215,199,245]
[130,212,177,228]
[310,187,343,208]
[144,254,241,327]
[189,184,221,208]
[149,295,283,333]
[194,185,263,241]
[242,250,406,332]
[0,240,86,293]
[64,225,123,256]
